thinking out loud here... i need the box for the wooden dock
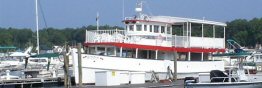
[73,80,184,88]
[0,77,184,88]
[0,77,64,88]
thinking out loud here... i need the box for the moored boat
[185,50,262,88]
[72,1,228,84]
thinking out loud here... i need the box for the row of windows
[128,24,171,34]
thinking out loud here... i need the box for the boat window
[150,25,153,32]
[161,26,165,33]
[154,25,159,33]
[129,25,134,31]
[136,25,142,31]
[167,27,171,34]
[144,25,147,31]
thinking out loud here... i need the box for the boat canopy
[0,46,16,50]
[212,52,252,57]
[9,52,29,57]
[30,53,60,58]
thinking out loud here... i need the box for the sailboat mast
[35,0,40,54]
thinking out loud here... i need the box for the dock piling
[77,43,83,87]
[63,43,70,88]
[173,51,177,81]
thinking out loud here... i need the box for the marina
[0,0,262,88]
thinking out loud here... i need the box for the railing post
[174,35,176,47]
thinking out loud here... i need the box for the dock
[74,80,184,88]
[0,77,64,88]
[0,78,184,88]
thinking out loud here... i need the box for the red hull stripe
[84,42,225,53]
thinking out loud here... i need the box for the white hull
[0,63,10,68]
[185,81,262,88]
[71,49,224,83]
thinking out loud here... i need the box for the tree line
[226,18,262,48]
[0,25,123,50]
[0,17,262,50]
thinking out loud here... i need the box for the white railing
[86,30,224,49]
[172,36,224,49]
[86,29,125,43]
[172,35,188,48]
[190,37,224,49]
[86,29,173,47]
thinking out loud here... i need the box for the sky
[0,0,262,30]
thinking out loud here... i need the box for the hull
[71,49,225,83]
[185,81,262,88]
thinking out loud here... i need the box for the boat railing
[210,73,239,83]
[86,29,224,49]
[91,29,125,35]
[172,35,188,47]
[172,35,224,48]
[210,76,238,82]
[86,29,126,43]
[125,16,149,20]
[125,17,135,20]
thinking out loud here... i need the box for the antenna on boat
[96,12,99,30]
[35,0,40,54]
[122,0,125,20]
[135,1,143,19]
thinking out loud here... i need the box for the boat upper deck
[85,8,226,53]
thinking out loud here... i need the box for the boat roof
[125,16,227,26]
[0,46,16,49]
[9,52,29,57]
[30,53,60,58]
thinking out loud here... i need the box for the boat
[0,70,20,80]
[184,50,262,88]
[1,46,34,68]
[72,2,227,84]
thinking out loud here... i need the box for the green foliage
[0,17,262,50]
[0,25,124,50]
[226,18,262,48]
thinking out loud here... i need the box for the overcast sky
[0,0,262,30]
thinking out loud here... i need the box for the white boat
[72,2,227,84]
[0,46,33,68]
[184,52,262,88]
[0,58,23,67]
[0,70,20,80]
[26,57,63,68]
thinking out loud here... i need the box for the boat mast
[35,0,40,54]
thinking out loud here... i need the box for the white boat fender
[6,70,10,80]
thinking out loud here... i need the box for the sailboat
[21,0,63,78]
